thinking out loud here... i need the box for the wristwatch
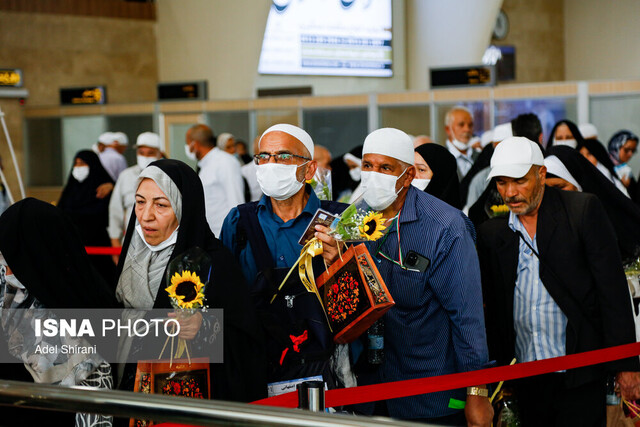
[467,386,489,397]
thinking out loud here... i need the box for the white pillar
[406,0,503,90]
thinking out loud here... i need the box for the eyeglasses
[253,153,311,165]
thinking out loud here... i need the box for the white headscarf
[544,155,582,191]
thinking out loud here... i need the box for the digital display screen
[258,0,393,77]
[60,86,107,105]
[0,69,23,87]
[158,81,207,101]
[430,66,495,88]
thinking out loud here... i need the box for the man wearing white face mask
[220,123,346,286]
[445,106,479,180]
[316,128,492,425]
[185,124,245,237]
[219,124,346,387]
[108,132,163,261]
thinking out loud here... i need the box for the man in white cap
[184,124,244,237]
[477,136,640,426]
[217,132,236,155]
[444,106,479,180]
[219,123,346,388]
[107,132,163,262]
[579,122,598,140]
[98,131,128,181]
[463,122,513,212]
[317,128,492,425]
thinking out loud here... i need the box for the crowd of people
[1,107,640,427]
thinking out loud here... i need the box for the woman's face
[546,177,579,192]
[579,146,599,167]
[74,158,88,167]
[135,178,179,246]
[554,124,574,141]
[619,139,638,164]
[414,152,434,180]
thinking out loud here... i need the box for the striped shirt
[365,186,489,419]
[508,212,567,363]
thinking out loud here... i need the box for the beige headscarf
[115,166,182,308]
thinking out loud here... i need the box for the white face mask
[361,168,407,211]
[137,155,158,170]
[553,138,577,149]
[72,166,90,183]
[349,167,362,182]
[256,162,307,201]
[451,137,470,151]
[185,143,197,161]
[135,223,179,252]
[411,178,431,191]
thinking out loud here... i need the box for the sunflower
[165,270,205,309]
[359,212,386,241]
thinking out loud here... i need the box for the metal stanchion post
[297,381,325,412]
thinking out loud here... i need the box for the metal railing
[0,379,430,426]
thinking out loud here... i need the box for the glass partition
[495,98,577,144]
[302,108,368,157]
[379,105,431,138]
[256,109,299,137]
[107,114,154,165]
[61,116,107,181]
[434,102,491,145]
[207,111,251,144]
[25,118,63,186]
[590,94,640,175]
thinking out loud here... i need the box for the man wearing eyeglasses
[184,124,245,236]
[219,124,346,389]
[316,128,492,426]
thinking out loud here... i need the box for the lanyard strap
[375,211,406,269]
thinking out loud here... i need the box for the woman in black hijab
[58,150,116,283]
[414,143,462,209]
[0,198,119,425]
[608,130,640,201]
[114,159,266,406]
[545,145,640,262]
[546,119,585,149]
[577,138,630,197]
[330,145,362,202]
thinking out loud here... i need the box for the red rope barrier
[252,341,640,408]
[85,246,121,255]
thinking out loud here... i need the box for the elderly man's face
[495,166,546,216]
[362,153,414,192]
[314,146,332,169]
[259,131,316,182]
[446,110,474,143]
[224,138,236,154]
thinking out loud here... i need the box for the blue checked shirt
[365,186,489,419]
[508,212,567,363]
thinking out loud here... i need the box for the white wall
[156,0,406,99]
[564,0,640,80]
[156,0,270,100]
[406,0,502,90]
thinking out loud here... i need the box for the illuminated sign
[430,66,496,88]
[157,81,208,101]
[0,69,23,87]
[60,86,107,105]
